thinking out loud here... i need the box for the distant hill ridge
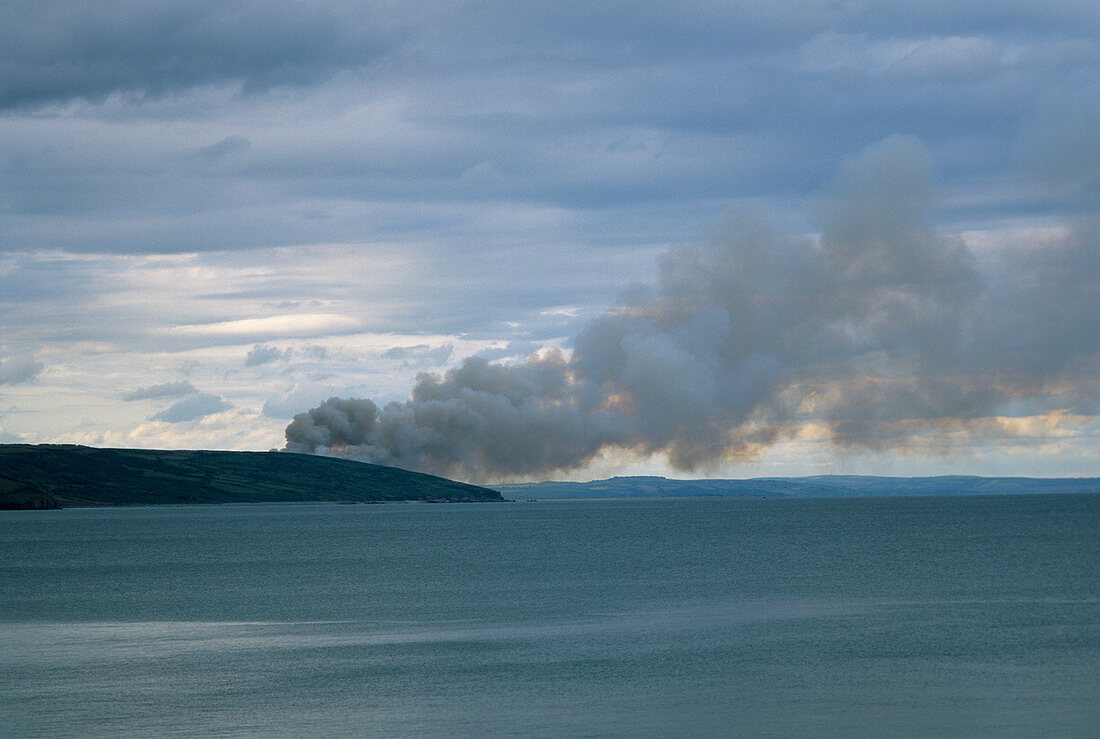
[494,474,1100,499]
[4,445,1096,510]
[0,444,502,509]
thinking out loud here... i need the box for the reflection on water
[5,596,865,657]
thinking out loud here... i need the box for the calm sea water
[2,494,1098,737]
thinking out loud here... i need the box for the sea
[1,493,1098,737]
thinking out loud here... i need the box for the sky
[1,1,1098,482]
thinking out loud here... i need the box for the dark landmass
[494,474,1100,499]
[3,444,1094,510]
[0,444,503,509]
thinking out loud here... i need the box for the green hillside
[0,444,503,509]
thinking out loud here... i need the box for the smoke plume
[285,136,1099,481]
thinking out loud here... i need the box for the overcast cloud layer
[2,1,1097,478]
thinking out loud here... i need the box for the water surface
[2,494,1098,736]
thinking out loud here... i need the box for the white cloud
[168,314,361,340]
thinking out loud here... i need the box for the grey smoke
[285,136,1099,481]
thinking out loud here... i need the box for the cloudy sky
[2,1,1098,481]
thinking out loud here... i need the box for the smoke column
[285,137,1099,481]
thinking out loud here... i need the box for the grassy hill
[0,444,503,509]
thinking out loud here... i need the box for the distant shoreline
[3,444,1097,510]
[494,474,1100,500]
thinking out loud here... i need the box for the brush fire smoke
[285,137,1099,481]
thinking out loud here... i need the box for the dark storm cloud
[284,137,1099,481]
[122,380,198,400]
[150,392,231,423]
[0,355,44,385]
[4,0,1097,259]
[0,0,400,109]
[245,345,284,367]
